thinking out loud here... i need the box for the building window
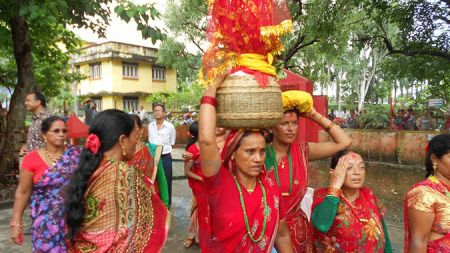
[91,97,103,111]
[122,62,138,78]
[89,62,102,79]
[123,96,139,113]
[152,67,166,81]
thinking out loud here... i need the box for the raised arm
[199,78,225,177]
[305,108,352,161]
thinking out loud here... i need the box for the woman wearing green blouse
[311,150,392,253]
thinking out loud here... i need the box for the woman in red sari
[265,91,352,252]
[311,150,392,252]
[183,121,203,248]
[405,133,450,252]
[64,109,168,252]
[183,124,227,250]
[198,78,293,253]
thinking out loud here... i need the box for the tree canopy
[157,0,449,109]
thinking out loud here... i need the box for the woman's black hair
[129,114,142,128]
[330,149,353,169]
[41,116,65,134]
[186,121,199,150]
[64,109,135,241]
[425,134,450,177]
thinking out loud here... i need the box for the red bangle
[201,96,217,107]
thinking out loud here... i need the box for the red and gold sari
[129,143,170,208]
[405,176,450,252]
[312,187,386,253]
[266,142,312,252]
[70,158,169,253]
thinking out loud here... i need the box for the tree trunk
[0,15,36,174]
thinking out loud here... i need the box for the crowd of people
[328,107,450,132]
[7,87,450,253]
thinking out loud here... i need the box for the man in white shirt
[148,103,176,208]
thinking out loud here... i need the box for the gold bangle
[10,221,23,227]
[324,121,336,131]
[327,187,341,197]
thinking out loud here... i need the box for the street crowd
[7,84,450,253]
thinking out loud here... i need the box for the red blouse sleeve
[21,151,48,183]
[21,150,39,174]
[186,144,200,161]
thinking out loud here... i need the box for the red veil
[201,0,292,87]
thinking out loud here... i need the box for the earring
[121,146,126,156]
[433,163,437,171]
[44,138,47,143]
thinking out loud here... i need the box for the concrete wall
[319,129,439,165]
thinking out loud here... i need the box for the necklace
[341,191,371,223]
[232,174,269,243]
[44,148,63,169]
[265,144,293,196]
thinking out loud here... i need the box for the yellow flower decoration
[281,90,313,113]
[363,218,381,241]
[429,175,439,184]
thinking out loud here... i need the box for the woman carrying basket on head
[198,77,293,252]
[266,91,352,252]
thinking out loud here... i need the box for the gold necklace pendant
[44,148,62,170]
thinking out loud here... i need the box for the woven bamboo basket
[216,74,283,129]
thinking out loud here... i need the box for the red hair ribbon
[85,134,101,154]
[424,144,429,153]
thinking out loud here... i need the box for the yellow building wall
[102,96,115,110]
[77,60,114,96]
[138,96,152,111]
[77,60,177,111]
[150,67,177,93]
[109,60,177,94]
[115,96,124,110]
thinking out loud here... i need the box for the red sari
[202,167,284,253]
[312,187,386,253]
[185,144,210,251]
[405,176,450,252]
[266,142,312,253]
